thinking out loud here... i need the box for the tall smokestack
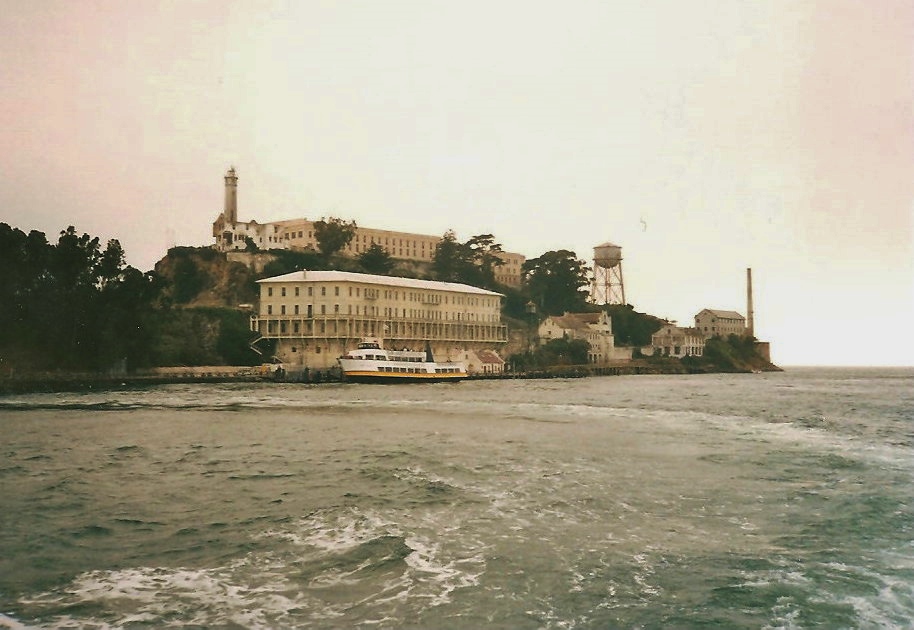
[746,267,755,339]
[224,166,238,223]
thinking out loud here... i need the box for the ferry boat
[338,338,468,383]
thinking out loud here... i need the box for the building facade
[537,311,620,364]
[694,309,747,338]
[458,349,506,375]
[251,270,507,368]
[650,324,705,358]
[212,168,525,286]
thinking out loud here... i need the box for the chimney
[746,267,755,338]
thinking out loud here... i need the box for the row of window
[373,366,462,374]
[284,229,436,249]
[266,285,498,309]
[263,319,506,339]
[265,303,498,322]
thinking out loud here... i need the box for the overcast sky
[2,1,912,366]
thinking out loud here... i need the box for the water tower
[591,242,626,305]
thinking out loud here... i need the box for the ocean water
[1,367,912,629]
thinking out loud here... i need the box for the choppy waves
[2,369,913,628]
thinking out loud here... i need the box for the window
[268,287,273,297]
[334,286,339,296]
[321,287,326,296]
[281,305,286,315]
[321,305,326,315]
[308,287,313,297]
[294,305,299,315]
[334,304,340,314]
[295,287,300,297]
[267,305,272,315]
[281,287,286,297]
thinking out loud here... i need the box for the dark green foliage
[358,243,395,275]
[499,286,530,320]
[603,304,665,346]
[167,245,220,262]
[244,236,259,252]
[465,234,504,289]
[216,309,262,365]
[261,249,326,277]
[0,223,159,372]
[149,307,261,367]
[172,257,204,304]
[431,230,504,290]
[166,246,219,304]
[313,217,357,258]
[685,334,767,372]
[431,230,467,282]
[522,250,591,315]
[509,337,591,370]
[540,337,591,365]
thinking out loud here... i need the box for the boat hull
[338,339,468,384]
[341,371,466,384]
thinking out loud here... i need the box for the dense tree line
[603,304,666,347]
[509,337,591,371]
[0,217,677,374]
[0,223,159,372]
[522,250,591,316]
[432,231,505,290]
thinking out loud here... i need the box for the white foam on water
[403,536,483,605]
[19,562,307,629]
[631,552,661,598]
[0,614,32,630]
[762,596,803,630]
[642,403,914,475]
[261,506,488,613]
[817,562,914,629]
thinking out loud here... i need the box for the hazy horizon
[2,1,912,367]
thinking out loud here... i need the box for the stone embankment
[1,359,779,395]
[0,366,278,395]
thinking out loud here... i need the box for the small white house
[538,312,618,364]
[650,324,705,358]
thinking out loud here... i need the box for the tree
[432,230,505,289]
[244,236,259,253]
[539,337,591,365]
[465,233,504,288]
[172,257,204,304]
[522,250,591,315]
[358,242,395,275]
[261,249,325,277]
[0,224,162,371]
[431,230,470,283]
[603,304,665,346]
[313,217,357,258]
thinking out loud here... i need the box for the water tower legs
[591,262,626,305]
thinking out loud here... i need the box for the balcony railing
[250,314,508,344]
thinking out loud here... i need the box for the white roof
[258,270,503,296]
[697,309,745,319]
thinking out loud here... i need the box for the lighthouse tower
[224,166,238,224]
